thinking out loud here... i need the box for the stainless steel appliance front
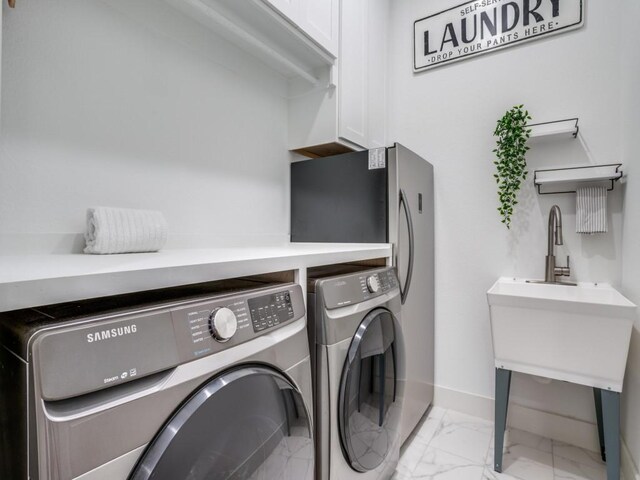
[0,282,314,480]
[291,143,435,443]
[308,267,403,480]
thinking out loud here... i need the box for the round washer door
[339,308,401,473]
[129,365,314,480]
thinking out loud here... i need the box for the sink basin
[487,278,637,391]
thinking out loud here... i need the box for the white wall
[389,0,625,427]
[620,0,640,473]
[0,0,292,253]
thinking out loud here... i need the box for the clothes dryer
[307,266,404,480]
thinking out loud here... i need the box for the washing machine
[307,266,404,480]
[0,279,314,480]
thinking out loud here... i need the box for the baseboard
[622,437,640,480]
[434,385,599,452]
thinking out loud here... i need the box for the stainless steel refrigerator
[291,143,435,444]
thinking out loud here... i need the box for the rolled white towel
[84,207,168,254]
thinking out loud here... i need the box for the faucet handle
[555,256,571,277]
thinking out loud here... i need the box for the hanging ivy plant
[493,105,531,228]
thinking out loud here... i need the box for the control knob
[366,275,381,293]
[209,307,238,342]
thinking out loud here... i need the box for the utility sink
[487,278,637,391]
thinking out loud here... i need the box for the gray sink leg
[593,388,606,461]
[600,389,621,480]
[494,368,512,473]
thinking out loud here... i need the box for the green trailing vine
[493,105,531,228]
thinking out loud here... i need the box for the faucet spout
[547,205,563,255]
[544,205,570,283]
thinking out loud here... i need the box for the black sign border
[413,0,584,72]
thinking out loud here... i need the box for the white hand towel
[84,207,168,254]
[576,186,607,234]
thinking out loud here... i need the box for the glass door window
[339,308,400,472]
[129,366,314,480]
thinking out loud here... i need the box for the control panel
[182,297,249,353]
[248,291,294,333]
[171,284,304,361]
[358,269,397,298]
[33,283,305,400]
[321,268,399,310]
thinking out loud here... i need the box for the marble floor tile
[553,455,607,480]
[428,406,448,421]
[499,428,553,454]
[429,422,492,464]
[398,433,432,476]
[411,446,486,480]
[414,415,444,445]
[482,466,521,479]
[552,441,606,470]
[439,410,494,435]
[485,443,554,480]
[394,408,610,480]
[392,472,412,480]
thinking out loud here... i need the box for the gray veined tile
[440,410,494,435]
[429,422,492,464]
[397,434,431,476]
[427,406,447,421]
[482,466,522,480]
[553,454,607,480]
[485,444,554,480]
[499,428,553,454]
[414,415,444,445]
[552,442,606,471]
[391,471,412,480]
[411,446,486,479]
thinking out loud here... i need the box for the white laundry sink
[487,278,637,391]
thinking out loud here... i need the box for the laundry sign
[414,0,583,72]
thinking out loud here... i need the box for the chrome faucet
[545,205,571,283]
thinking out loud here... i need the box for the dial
[366,275,381,293]
[209,307,238,342]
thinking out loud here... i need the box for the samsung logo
[87,324,137,343]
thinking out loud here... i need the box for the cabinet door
[367,0,388,148]
[299,0,339,56]
[339,0,368,148]
[264,0,300,24]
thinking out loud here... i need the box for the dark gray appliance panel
[339,308,399,473]
[291,151,388,243]
[129,365,314,480]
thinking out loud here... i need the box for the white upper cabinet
[366,0,388,149]
[299,0,339,58]
[338,0,368,148]
[161,0,336,86]
[263,0,339,57]
[287,0,389,157]
[265,0,299,21]
[340,0,388,149]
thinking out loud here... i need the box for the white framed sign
[414,0,584,72]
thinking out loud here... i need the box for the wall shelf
[533,164,623,195]
[529,118,579,140]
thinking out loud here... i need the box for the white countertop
[0,243,391,312]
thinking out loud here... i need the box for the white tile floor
[393,407,608,480]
